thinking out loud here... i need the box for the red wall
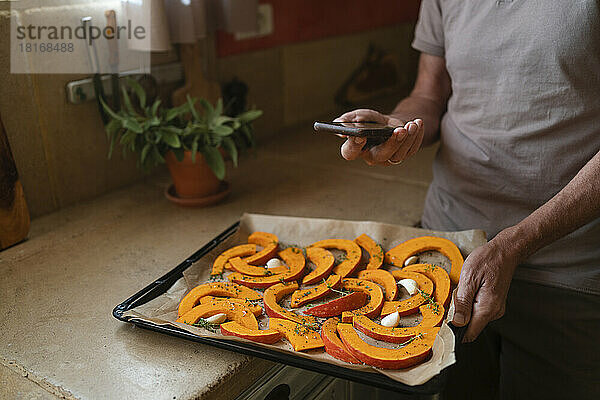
[216,0,421,57]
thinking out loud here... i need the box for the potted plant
[101,78,262,205]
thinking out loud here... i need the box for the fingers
[341,137,367,160]
[386,121,420,163]
[452,259,478,328]
[334,109,388,123]
[463,286,506,342]
[366,128,409,164]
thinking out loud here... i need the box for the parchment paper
[123,213,487,386]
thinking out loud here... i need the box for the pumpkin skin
[305,292,368,317]
[197,296,263,317]
[269,318,324,351]
[303,247,336,285]
[357,269,398,301]
[403,264,451,307]
[228,247,306,289]
[176,300,259,330]
[263,282,318,325]
[385,236,464,284]
[243,232,280,265]
[337,324,440,369]
[290,275,342,308]
[321,317,360,364]
[220,321,282,344]
[352,304,445,344]
[380,271,434,316]
[354,234,384,269]
[211,244,257,276]
[178,282,262,317]
[308,239,362,278]
[340,278,385,322]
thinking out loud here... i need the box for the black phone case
[313,122,394,149]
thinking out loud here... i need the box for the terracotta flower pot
[165,150,222,199]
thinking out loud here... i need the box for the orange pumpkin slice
[211,244,257,276]
[197,296,263,317]
[385,236,464,284]
[291,275,342,308]
[220,321,281,344]
[269,318,324,351]
[178,282,262,317]
[264,282,317,325]
[354,234,384,269]
[305,292,368,318]
[228,247,306,289]
[243,232,280,265]
[380,271,434,316]
[352,304,445,344]
[303,247,335,285]
[321,317,360,364]
[309,239,362,278]
[340,278,385,322]
[228,257,271,276]
[338,324,440,369]
[404,264,451,307]
[357,269,398,301]
[176,300,258,330]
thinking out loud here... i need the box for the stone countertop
[0,128,436,399]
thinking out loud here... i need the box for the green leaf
[166,102,191,122]
[141,143,151,164]
[191,139,199,163]
[126,77,146,109]
[123,117,143,133]
[213,115,233,126]
[215,98,223,117]
[172,147,185,162]
[121,86,137,115]
[152,145,165,163]
[100,96,124,121]
[201,146,225,180]
[222,137,238,167]
[187,95,200,121]
[150,99,161,117]
[213,125,234,136]
[238,109,263,122]
[162,130,181,148]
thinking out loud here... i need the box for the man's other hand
[334,109,424,166]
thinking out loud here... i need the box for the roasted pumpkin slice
[309,239,362,278]
[178,282,262,317]
[176,300,258,330]
[352,304,445,344]
[385,236,464,284]
[290,274,342,308]
[305,292,368,317]
[228,247,306,288]
[321,317,360,364]
[264,282,317,325]
[243,232,279,265]
[354,234,384,270]
[340,278,385,322]
[269,318,324,352]
[380,271,434,316]
[211,244,257,276]
[220,321,282,344]
[357,269,398,301]
[403,264,451,307]
[337,324,440,369]
[228,257,271,276]
[303,247,335,285]
[197,296,263,317]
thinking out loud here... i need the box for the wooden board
[0,115,30,249]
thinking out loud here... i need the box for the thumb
[452,279,476,327]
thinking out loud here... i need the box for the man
[336,1,600,399]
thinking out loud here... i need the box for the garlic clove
[205,313,227,324]
[380,311,400,327]
[266,258,283,269]
[397,279,418,295]
[404,256,419,267]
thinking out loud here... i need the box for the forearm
[496,149,600,261]
[389,94,446,147]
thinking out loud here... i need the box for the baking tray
[113,221,466,395]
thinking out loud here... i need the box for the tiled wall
[0,2,418,218]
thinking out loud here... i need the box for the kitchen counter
[0,127,436,399]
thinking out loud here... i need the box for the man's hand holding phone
[334,109,424,166]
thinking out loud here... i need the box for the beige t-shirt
[412,0,600,295]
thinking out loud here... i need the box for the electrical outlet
[235,3,273,40]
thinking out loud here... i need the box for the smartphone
[313,121,397,149]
